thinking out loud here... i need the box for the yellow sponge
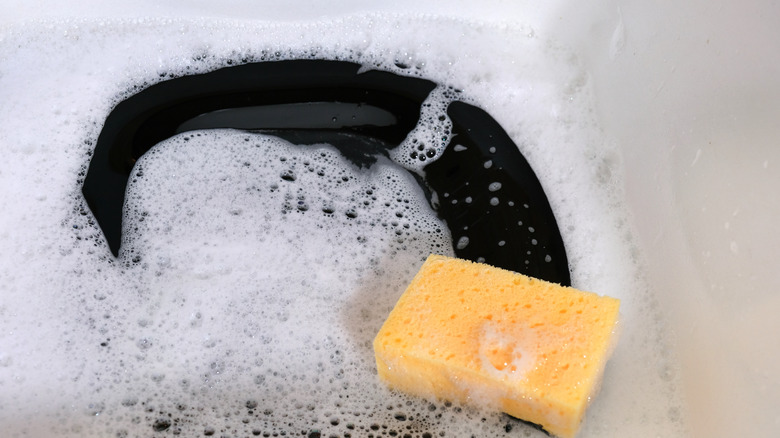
[373,254,620,438]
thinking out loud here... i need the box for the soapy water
[0,14,686,437]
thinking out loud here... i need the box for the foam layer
[0,14,686,437]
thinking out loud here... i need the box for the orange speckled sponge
[373,254,620,438]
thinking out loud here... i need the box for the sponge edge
[373,254,620,438]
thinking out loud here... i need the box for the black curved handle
[426,101,570,285]
[82,60,570,285]
[82,60,436,256]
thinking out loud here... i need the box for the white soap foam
[477,321,538,383]
[0,14,687,437]
[389,85,455,172]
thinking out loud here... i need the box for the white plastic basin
[2,1,778,437]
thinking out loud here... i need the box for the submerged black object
[82,59,570,285]
[426,101,569,284]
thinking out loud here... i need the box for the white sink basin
[2,1,778,437]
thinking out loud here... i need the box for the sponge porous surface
[374,254,621,438]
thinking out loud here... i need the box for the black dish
[82,59,570,286]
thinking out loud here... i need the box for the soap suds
[478,322,538,382]
[0,14,686,437]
